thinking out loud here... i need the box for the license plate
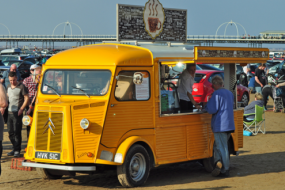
[36,151,60,160]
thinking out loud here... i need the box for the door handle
[110,104,117,107]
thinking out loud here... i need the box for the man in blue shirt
[205,75,235,177]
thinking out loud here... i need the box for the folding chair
[243,105,266,135]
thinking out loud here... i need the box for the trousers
[255,86,262,95]
[262,86,273,107]
[7,112,23,152]
[179,99,193,113]
[213,132,231,173]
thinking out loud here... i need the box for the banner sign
[194,47,269,63]
[197,50,268,58]
[117,1,187,42]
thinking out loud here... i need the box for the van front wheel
[37,168,63,179]
[117,144,150,187]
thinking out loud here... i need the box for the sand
[0,93,285,190]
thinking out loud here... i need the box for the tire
[241,93,249,107]
[117,144,150,188]
[37,168,63,179]
[203,141,230,173]
[203,150,215,173]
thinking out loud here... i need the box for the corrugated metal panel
[36,112,49,151]
[102,102,154,148]
[154,103,213,163]
[156,126,187,162]
[187,122,209,159]
[235,110,244,148]
[49,113,63,152]
[35,111,63,152]
[73,101,106,162]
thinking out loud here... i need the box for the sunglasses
[30,69,34,71]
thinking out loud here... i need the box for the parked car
[219,64,243,74]
[168,70,250,107]
[268,61,285,84]
[0,60,34,79]
[169,64,201,78]
[191,70,250,107]
[0,55,28,62]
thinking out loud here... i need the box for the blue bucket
[243,130,252,136]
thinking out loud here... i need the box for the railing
[0,34,284,41]
[187,35,285,40]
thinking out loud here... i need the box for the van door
[101,67,154,148]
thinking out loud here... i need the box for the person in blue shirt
[244,93,263,121]
[248,76,255,93]
[204,75,235,177]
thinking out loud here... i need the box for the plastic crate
[10,157,34,171]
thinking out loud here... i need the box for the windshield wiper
[71,86,90,98]
[44,84,61,97]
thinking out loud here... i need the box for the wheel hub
[129,153,146,182]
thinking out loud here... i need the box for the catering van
[23,43,269,187]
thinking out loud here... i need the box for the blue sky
[0,0,284,48]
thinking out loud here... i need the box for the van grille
[35,112,63,152]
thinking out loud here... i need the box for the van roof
[46,43,195,67]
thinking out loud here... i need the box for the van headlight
[80,118,89,129]
[22,115,33,126]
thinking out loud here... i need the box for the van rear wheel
[117,144,150,187]
[203,142,230,173]
[37,168,63,179]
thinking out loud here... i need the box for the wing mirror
[133,72,143,85]
[115,72,144,85]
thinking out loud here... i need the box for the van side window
[115,71,150,101]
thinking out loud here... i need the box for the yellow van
[23,43,269,187]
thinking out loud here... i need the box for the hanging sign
[117,1,187,42]
[194,47,270,63]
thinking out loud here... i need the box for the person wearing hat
[23,64,42,139]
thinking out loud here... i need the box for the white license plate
[36,151,60,160]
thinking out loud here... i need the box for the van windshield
[41,70,112,96]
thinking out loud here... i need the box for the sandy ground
[0,94,285,190]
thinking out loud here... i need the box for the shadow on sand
[58,151,285,189]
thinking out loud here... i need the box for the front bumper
[22,160,96,171]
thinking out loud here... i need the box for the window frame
[114,70,151,102]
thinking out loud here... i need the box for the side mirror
[133,72,143,85]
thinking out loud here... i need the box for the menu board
[135,72,150,100]
[117,2,187,42]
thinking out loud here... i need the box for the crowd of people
[0,63,41,159]
[244,63,285,111]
